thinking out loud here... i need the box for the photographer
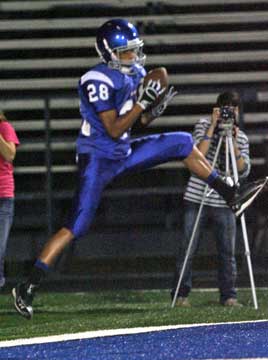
[171,91,250,307]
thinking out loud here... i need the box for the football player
[12,18,267,319]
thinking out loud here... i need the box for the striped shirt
[184,117,251,207]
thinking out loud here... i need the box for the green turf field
[0,288,267,341]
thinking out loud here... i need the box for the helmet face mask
[95,19,146,74]
[112,41,146,74]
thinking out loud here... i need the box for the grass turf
[0,288,267,341]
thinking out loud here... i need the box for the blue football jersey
[76,63,146,159]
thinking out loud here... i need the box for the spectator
[0,111,20,289]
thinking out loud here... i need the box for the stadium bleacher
[1,0,267,288]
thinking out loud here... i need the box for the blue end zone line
[0,319,267,349]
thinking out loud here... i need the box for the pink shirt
[0,121,20,198]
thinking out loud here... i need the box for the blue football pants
[66,132,194,238]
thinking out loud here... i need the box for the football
[142,67,169,108]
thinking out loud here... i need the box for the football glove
[151,86,178,118]
[137,79,166,111]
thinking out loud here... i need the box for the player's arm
[140,110,155,126]
[0,134,16,162]
[100,79,165,139]
[99,105,143,139]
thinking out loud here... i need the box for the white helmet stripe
[95,42,103,59]
[103,38,113,55]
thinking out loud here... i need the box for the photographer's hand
[211,107,220,129]
[197,107,220,155]
[233,125,239,139]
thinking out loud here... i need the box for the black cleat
[12,283,36,320]
[229,177,268,217]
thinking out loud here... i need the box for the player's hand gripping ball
[142,67,169,108]
[137,67,169,111]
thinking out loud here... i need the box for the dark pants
[0,198,14,288]
[172,200,237,303]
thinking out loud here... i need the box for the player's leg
[183,145,215,180]
[120,132,234,201]
[183,145,268,215]
[12,154,118,319]
[122,132,267,216]
[120,132,193,174]
[38,227,74,265]
[183,145,236,203]
[123,132,218,182]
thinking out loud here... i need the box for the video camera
[218,106,236,130]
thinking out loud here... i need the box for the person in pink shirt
[0,112,19,289]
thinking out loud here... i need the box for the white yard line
[0,319,267,348]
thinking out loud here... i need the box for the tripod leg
[228,136,258,309]
[240,215,258,309]
[171,197,206,308]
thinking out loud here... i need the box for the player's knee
[70,221,90,240]
[186,132,194,149]
[65,212,90,240]
[180,132,194,159]
[184,145,199,161]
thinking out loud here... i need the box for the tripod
[171,126,258,309]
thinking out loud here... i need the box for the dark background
[1,0,267,291]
